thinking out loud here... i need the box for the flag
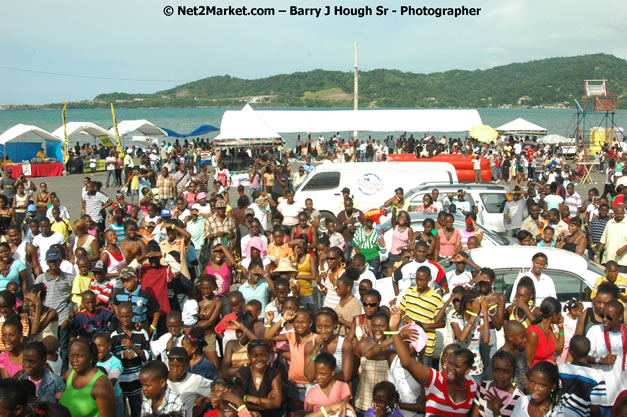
[110,103,123,155]
[62,103,70,164]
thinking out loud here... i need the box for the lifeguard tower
[567,80,622,156]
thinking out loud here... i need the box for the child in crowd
[557,298,583,364]
[151,311,184,367]
[64,290,114,339]
[489,320,528,392]
[71,256,93,307]
[167,347,214,417]
[0,315,25,378]
[471,350,524,416]
[50,207,72,245]
[89,260,113,306]
[182,326,219,380]
[266,308,315,410]
[17,341,65,402]
[111,301,151,417]
[244,299,267,339]
[182,285,201,328]
[558,335,607,417]
[42,335,62,376]
[265,278,291,322]
[537,225,556,247]
[139,360,185,416]
[304,352,352,412]
[198,275,222,366]
[94,332,125,417]
[214,291,245,348]
[111,267,160,336]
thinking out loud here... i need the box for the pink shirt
[305,380,352,412]
[0,351,23,377]
[390,225,410,255]
[207,262,232,297]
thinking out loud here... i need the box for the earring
[528,300,533,307]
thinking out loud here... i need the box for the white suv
[403,184,511,233]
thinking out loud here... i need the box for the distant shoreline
[0,104,590,111]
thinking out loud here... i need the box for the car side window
[494,268,591,303]
[480,193,508,213]
[544,270,591,303]
[301,172,340,191]
[493,269,521,299]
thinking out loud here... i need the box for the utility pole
[353,42,359,140]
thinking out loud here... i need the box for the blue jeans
[106,170,116,186]
[300,295,314,311]
[345,241,355,262]
[58,322,70,373]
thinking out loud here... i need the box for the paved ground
[39,165,608,223]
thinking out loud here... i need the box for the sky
[1,0,626,105]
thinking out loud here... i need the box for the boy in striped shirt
[111,301,151,417]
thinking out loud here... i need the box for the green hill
[90,54,625,109]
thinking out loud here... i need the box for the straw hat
[273,258,297,273]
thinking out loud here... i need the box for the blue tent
[0,124,64,163]
[160,125,219,138]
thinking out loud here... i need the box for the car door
[477,192,508,233]
[493,268,592,307]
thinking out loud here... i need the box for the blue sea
[1,107,625,148]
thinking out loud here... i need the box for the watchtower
[567,80,622,156]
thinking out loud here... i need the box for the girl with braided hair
[511,361,563,416]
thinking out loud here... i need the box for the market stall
[0,124,64,178]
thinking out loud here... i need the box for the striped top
[111,327,151,396]
[83,191,110,223]
[588,217,609,244]
[558,362,607,417]
[399,287,443,357]
[473,380,524,417]
[425,368,478,417]
[108,222,126,242]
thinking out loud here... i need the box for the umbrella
[539,134,570,145]
[469,125,498,143]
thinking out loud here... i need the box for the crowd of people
[0,133,626,417]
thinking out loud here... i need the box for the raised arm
[388,306,433,386]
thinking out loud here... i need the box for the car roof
[407,184,509,194]
[467,246,591,274]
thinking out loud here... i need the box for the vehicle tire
[318,211,336,234]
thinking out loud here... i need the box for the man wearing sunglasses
[587,299,627,415]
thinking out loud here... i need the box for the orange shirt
[286,331,316,384]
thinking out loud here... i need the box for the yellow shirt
[71,273,94,305]
[51,219,72,243]
[591,274,627,302]
[36,150,46,159]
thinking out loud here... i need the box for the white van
[294,161,458,227]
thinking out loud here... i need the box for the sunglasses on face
[327,257,338,260]
[363,302,378,308]
[599,313,615,321]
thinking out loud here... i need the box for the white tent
[218,105,483,134]
[0,124,63,162]
[495,118,547,135]
[0,124,61,145]
[110,120,167,137]
[215,104,281,140]
[52,122,114,141]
